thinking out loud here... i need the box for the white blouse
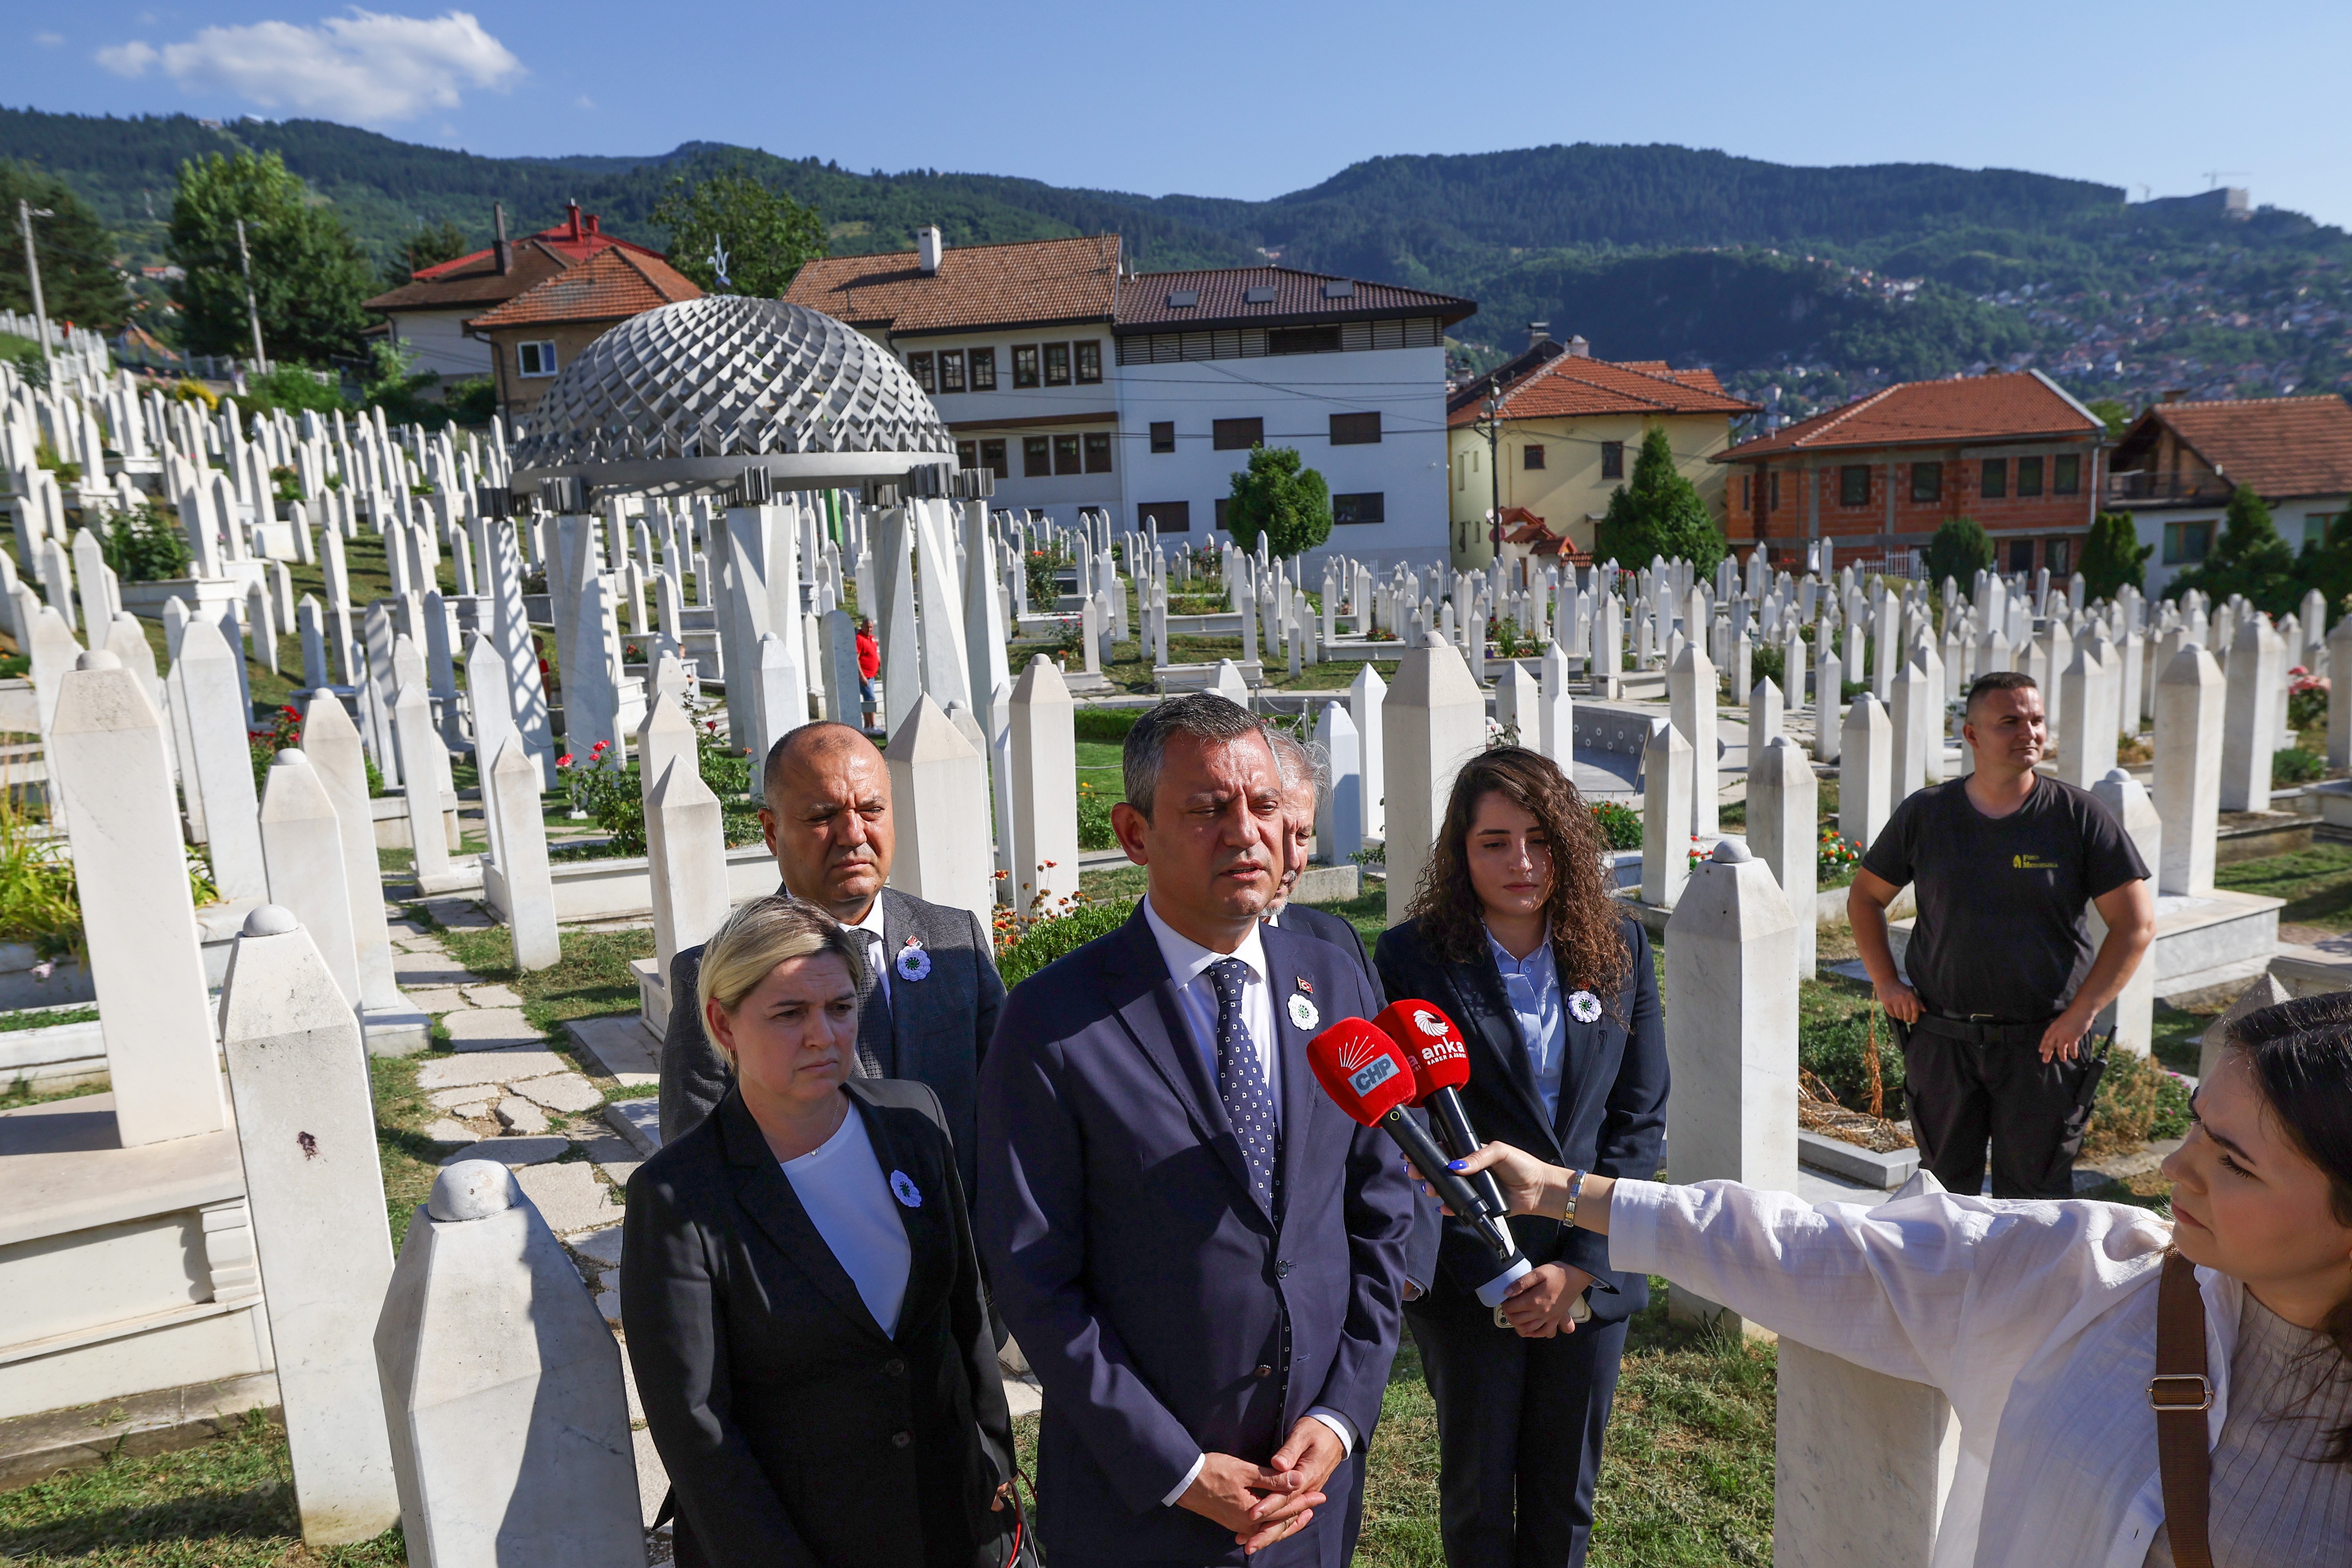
[780,1105,911,1339]
[1607,1178,2249,1568]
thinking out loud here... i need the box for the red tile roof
[365,206,663,314]
[784,235,1120,335]
[464,246,702,331]
[1717,371,2102,460]
[1113,266,1474,330]
[1448,353,1756,427]
[2117,395,2352,499]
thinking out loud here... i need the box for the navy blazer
[1373,912,1667,1323]
[977,903,1415,1565]
[1268,903,1385,1012]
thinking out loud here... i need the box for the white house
[2107,394,2352,597]
[785,230,1473,567]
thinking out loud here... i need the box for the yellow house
[1445,340,1756,569]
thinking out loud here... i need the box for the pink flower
[591,740,609,754]
[557,754,574,767]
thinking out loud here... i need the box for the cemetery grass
[0,1409,404,1566]
[421,918,654,1041]
[2213,844,2352,929]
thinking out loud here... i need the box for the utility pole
[1482,390,1504,568]
[234,216,266,371]
[17,199,55,375]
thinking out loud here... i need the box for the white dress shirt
[1608,1178,2246,1568]
[779,1103,911,1339]
[1139,895,1355,1505]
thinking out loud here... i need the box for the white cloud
[95,10,522,125]
[33,31,65,46]
[574,94,594,110]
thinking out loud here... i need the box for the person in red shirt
[854,618,880,723]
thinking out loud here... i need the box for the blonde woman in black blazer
[623,896,1019,1568]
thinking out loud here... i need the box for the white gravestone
[1384,640,1486,928]
[259,750,362,1008]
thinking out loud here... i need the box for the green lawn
[2215,842,2352,928]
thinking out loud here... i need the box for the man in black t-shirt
[1848,669,2155,1198]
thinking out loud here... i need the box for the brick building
[465,246,702,422]
[1712,371,2108,575]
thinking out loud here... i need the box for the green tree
[1924,515,1994,591]
[2085,398,2133,439]
[167,150,373,362]
[1223,446,1332,558]
[2296,496,2352,627]
[0,160,128,329]
[2166,484,2301,614]
[650,166,825,298]
[2079,511,2152,602]
[382,218,471,291]
[1593,424,1723,573]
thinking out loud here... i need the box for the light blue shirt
[1486,927,1566,1125]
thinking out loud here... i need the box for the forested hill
[7,105,2350,413]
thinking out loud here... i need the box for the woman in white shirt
[1438,992,2352,1567]
[623,896,1020,1568]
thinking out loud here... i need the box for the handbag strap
[2152,1250,2213,1568]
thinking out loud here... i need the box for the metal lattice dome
[509,296,956,494]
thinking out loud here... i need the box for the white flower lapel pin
[889,1169,923,1208]
[1287,977,1319,1031]
[1569,990,1603,1024]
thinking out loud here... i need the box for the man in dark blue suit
[978,694,1415,1567]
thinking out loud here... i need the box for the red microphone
[1375,1001,1512,1230]
[1308,1019,1531,1293]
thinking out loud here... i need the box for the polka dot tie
[1209,958,1280,1214]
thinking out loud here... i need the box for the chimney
[586,213,600,236]
[918,225,944,275]
[566,200,583,242]
[1566,335,1590,358]
[492,201,511,275]
[2160,388,2186,403]
[1527,321,1550,345]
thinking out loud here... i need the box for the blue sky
[10,1,2350,229]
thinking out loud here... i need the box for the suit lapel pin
[1569,990,1603,1024]
[889,1169,923,1208]
[896,936,931,983]
[1288,979,1319,1032]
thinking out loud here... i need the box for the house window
[1330,412,1382,446]
[1740,475,1750,509]
[2053,454,2081,496]
[1840,464,1870,506]
[2047,537,2071,576]
[2017,455,2044,497]
[1981,458,2007,499]
[1214,498,1231,531]
[1022,436,1050,477]
[1268,325,1341,355]
[1044,343,1071,386]
[956,440,977,471]
[1083,431,1113,473]
[1075,341,1102,384]
[1333,492,1385,526]
[1012,346,1040,388]
[2163,520,2215,565]
[939,350,966,393]
[1600,441,1625,480]
[969,348,997,390]
[1140,501,1190,531]
[908,351,935,392]
[980,438,1008,479]
[2308,513,2338,548]
[1911,462,1943,503]
[1213,417,1264,451]
[1053,434,1082,475]
[1769,472,1781,512]
[2009,537,2035,573]
[516,341,558,378]
[1522,444,1545,470]
[1149,421,1176,454]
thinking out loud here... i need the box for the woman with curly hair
[1373,746,1666,1568]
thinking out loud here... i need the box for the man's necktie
[851,929,891,1079]
[1208,957,1280,1214]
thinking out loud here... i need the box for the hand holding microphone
[1305,1018,1534,1305]
[1375,1001,1512,1227]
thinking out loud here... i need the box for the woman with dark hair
[1441,992,2352,1566]
[1372,745,1667,1568]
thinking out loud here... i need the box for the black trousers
[1901,1023,2097,1199]
[1407,1299,1629,1568]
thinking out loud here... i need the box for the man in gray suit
[657,721,1007,1204]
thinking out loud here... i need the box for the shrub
[2273,746,2323,787]
[1590,800,1642,851]
[1025,547,1068,609]
[995,896,1134,986]
[1076,779,1116,850]
[248,704,304,795]
[1819,828,1863,881]
[96,503,192,583]
[1073,706,1142,743]
[557,742,644,855]
[2288,671,2328,733]
[2083,1049,2192,1160]
[1748,643,1785,691]
[1923,516,1994,590]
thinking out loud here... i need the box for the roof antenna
[708,236,731,292]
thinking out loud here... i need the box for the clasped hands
[1176,1417,1345,1554]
